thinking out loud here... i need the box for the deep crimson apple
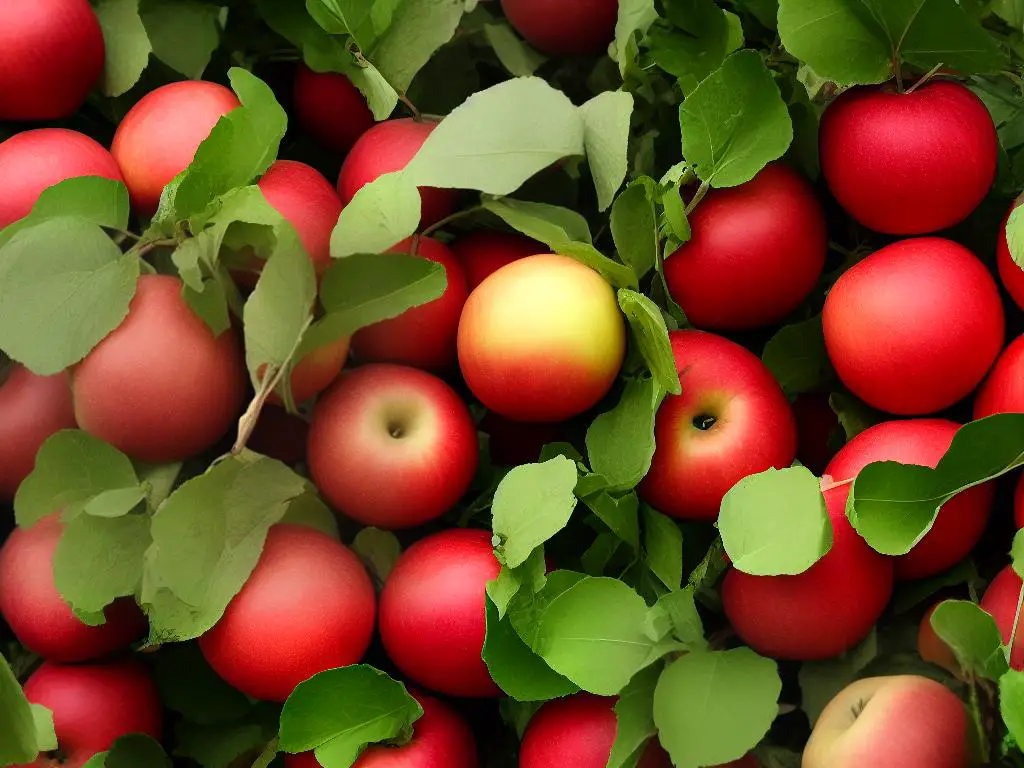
[501,0,618,56]
[199,524,375,703]
[974,334,1024,420]
[450,230,544,291]
[0,0,104,122]
[980,564,1024,670]
[293,64,375,154]
[14,659,162,768]
[823,237,1004,415]
[308,364,477,529]
[350,237,468,371]
[458,253,626,423]
[664,162,827,330]
[793,393,842,476]
[819,80,997,235]
[0,129,124,229]
[997,200,1024,312]
[285,691,478,768]
[248,405,309,467]
[638,330,797,521]
[111,80,241,215]
[0,514,146,663]
[337,118,459,227]
[72,275,247,463]
[824,419,993,580]
[0,365,76,500]
[379,529,502,697]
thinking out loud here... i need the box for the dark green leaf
[368,0,464,93]
[155,644,254,725]
[644,506,683,590]
[777,0,890,85]
[797,631,878,724]
[584,492,641,551]
[608,666,661,768]
[0,654,40,765]
[141,0,221,79]
[762,315,833,396]
[612,184,658,281]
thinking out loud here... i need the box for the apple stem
[684,181,710,216]
[398,92,422,121]
[818,476,854,493]
[905,63,945,95]
[1007,581,1024,666]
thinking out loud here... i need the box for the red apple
[793,393,842,476]
[308,364,477,529]
[273,336,351,407]
[293,64,375,154]
[458,253,626,423]
[980,564,1024,670]
[802,675,970,768]
[248,405,309,467]
[638,330,797,522]
[337,118,459,227]
[72,274,247,463]
[0,365,76,500]
[111,81,241,216]
[823,419,993,580]
[0,129,124,229]
[379,529,502,697]
[823,237,1004,415]
[0,0,104,122]
[450,231,544,291]
[997,199,1024,311]
[14,659,162,768]
[974,334,1024,420]
[285,691,478,768]
[917,603,961,677]
[664,162,827,330]
[501,0,618,56]
[1015,473,1024,530]
[199,524,376,703]
[0,514,146,663]
[351,237,468,372]
[819,80,997,235]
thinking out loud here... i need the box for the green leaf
[407,78,585,196]
[368,0,464,92]
[481,198,593,244]
[486,547,548,619]
[306,0,375,41]
[762,315,833,397]
[584,492,641,551]
[16,430,141,527]
[608,666,661,768]
[30,705,57,753]
[279,665,422,765]
[173,720,275,768]
[141,0,221,79]
[543,240,637,291]
[492,457,578,568]
[94,0,153,96]
[652,587,705,647]
[484,23,548,76]
[0,177,131,249]
[586,376,662,493]
[509,569,587,648]
[351,527,402,584]
[611,184,658,281]
[930,599,1009,682]
[1001,669,1024,748]
[720,466,832,576]
[330,172,421,259]
[94,734,172,768]
[155,643,254,725]
[648,0,734,92]
[0,653,41,765]
[653,648,781,768]
[680,50,793,188]
[896,0,1007,75]
[797,631,878,724]
[614,0,659,76]
[644,506,683,590]
[580,90,634,212]
[0,218,138,376]
[618,290,681,395]
[1013,529,1024,580]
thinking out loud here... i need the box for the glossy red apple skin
[14,659,162,768]
[458,254,626,423]
[111,81,241,215]
[980,564,1024,670]
[351,238,469,372]
[823,237,1004,415]
[997,201,1024,311]
[293,64,375,154]
[638,330,797,522]
[0,366,77,500]
[72,275,247,463]
[0,514,146,663]
[285,692,478,768]
[824,419,993,580]
[0,0,104,122]
[793,393,842,476]
[721,481,894,660]
[501,0,618,56]
[308,364,478,529]
[337,118,459,227]
[379,529,502,698]
[664,163,827,330]
[974,334,1024,420]
[0,129,124,229]
[819,80,997,235]
[248,405,309,466]
[450,231,544,291]
[199,524,376,703]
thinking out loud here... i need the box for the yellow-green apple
[638,330,797,521]
[458,253,625,423]
[307,364,478,529]
[199,524,375,703]
[502,0,618,56]
[974,334,1024,419]
[802,675,970,768]
[293,64,374,154]
[450,230,544,291]
[980,564,1024,670]
[917,603,961,677]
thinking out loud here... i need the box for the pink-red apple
[819,80,997,235]
[823,419,993,580]
[974,334,1024,420]
[450,231,544,291]
[337,118,459,227]
[823,237,1004,415]
[0,0,104,122]
[917,603,961,677]
[111,81,241,215]
[501,0,618,56]
[664,162,827,330]
[0,365,77,500]
[793,393,842,476]
[0,514,146,663]
[275,336,350,406]
[802,675,970,768]
[248,405,309,467]
[379,529,502,697]
[293,64,375,154]
[997,199,1024,311]
[0,129,124,229]
[458,253,625,423]
[980,564,1024,670]
[308,364,477,529]
[199,524,375,703]
[351,237,468,372]
[638,330,797,521]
